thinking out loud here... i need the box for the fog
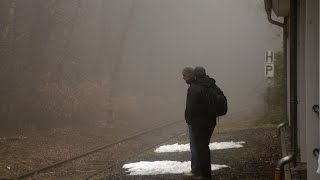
[0,0,282,135]
[115,0,282,118]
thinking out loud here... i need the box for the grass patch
[216,117,275,133]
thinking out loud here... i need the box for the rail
[16,120,183,179]
[84,130,186,180]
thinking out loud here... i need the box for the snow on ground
[123,161,229,175]
[154,141,245,153]
[122,141,243,175]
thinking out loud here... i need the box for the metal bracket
[274,122,286,138]
[313,105,319,115]
[313,148,319,158]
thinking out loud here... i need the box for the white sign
[265,50,274,77]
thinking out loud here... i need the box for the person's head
[182,67,194,84]
[194,66,206,78]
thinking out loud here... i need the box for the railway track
[84,127,187,180]
[16,120,186,179]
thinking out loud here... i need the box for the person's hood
[185,77,196,85]
[195,75,216,88]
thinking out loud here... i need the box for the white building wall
[318,0,320,175]
[305,0,320,179]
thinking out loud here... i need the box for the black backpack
[204,84,228,117]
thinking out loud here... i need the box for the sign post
[265,50,274,78]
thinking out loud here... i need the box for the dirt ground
[0,117,172,179]
[100,115,281,180]
[0,112,280,180]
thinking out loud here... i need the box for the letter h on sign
[265,50,274,78]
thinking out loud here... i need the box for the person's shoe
[183,171,195,177]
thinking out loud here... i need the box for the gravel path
[0,113,280,180]
[0,118,177,179]
[97,123,281,180]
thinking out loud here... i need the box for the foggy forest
[0,0,285,179]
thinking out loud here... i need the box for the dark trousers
[192,125,215,178]
[188,125,199,173]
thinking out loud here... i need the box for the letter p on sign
[265,50,274,77]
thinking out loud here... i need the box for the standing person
[182,67,200,178]
[187,66,217,180]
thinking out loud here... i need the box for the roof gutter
[264,0,284,28]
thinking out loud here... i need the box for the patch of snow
[123,161,228,175]
[154,141,245,153]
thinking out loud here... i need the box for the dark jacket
[185,75,216,127]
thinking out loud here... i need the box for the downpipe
[274,122,295,180]
[289,0,298,166]
[275,0,298,178]
[264,0,298,179]
[275,154,295,180]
